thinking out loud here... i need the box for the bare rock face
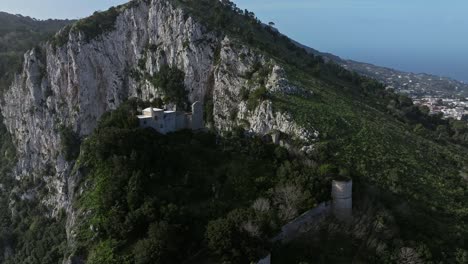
[0,0,318,251]
[267,65,312,97]
[213,37,318,141]
[1,0,221,214]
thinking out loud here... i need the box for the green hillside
[0,12,72,92]
[0,0,467,263]
[69,99,328,263]
[67,0,468,263]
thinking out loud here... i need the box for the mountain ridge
[296,41,468,97]
[0,0,467,263]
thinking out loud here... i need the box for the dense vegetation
[59,125,82,161]
[0,0,466,263]
[69,99,333,263]
[0,114,17,264]
[0,12,72,92]
[149,65,189,108]
[169,0,468,262]
[51,0,149,46]
[0,114,67,264]
[70,7,120,42]
[277,94,468,261]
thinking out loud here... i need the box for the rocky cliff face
[0,0,315,234]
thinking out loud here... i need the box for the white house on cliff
[137,101,204,134]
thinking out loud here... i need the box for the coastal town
[412,96,468,120]
[338,54,468,121]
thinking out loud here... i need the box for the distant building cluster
[137,101,204,134]
[413,97,468,120]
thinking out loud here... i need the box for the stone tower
[331,179,353,221]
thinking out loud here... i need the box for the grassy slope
[169,0,468,258]
[71,100,327,263]
[274,65,468,258]
[1,0,466,262]
[66,0,466,261]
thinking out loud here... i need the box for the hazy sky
[1,0,467,82]
[1,0,128,19]
[234,0,468,82]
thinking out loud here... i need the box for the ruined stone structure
[257,180,354,263]
[137,101,203,134]
[257,254,271,264]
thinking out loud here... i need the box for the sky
[1,0,467,82]
[0,0,128,19]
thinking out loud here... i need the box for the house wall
[186,114,193,129]
[164,112,177,133]
[142,109,152,116]
[191,101,204,130]
[175,113,186,130]
[138,101,204,134]
[139,118,152,129]
[139,117,161,133]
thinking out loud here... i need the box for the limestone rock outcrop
[0,0,318,258]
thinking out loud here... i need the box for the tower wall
[331,180,352,221]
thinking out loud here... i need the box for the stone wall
[257,180,354,263]
[272,202,332,243]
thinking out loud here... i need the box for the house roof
[142,107,177,114]
[143,107,164,112]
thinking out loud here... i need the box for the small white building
[137,101,204,134]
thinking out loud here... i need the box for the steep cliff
[1,0,467,263]
[0,0,311,216]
